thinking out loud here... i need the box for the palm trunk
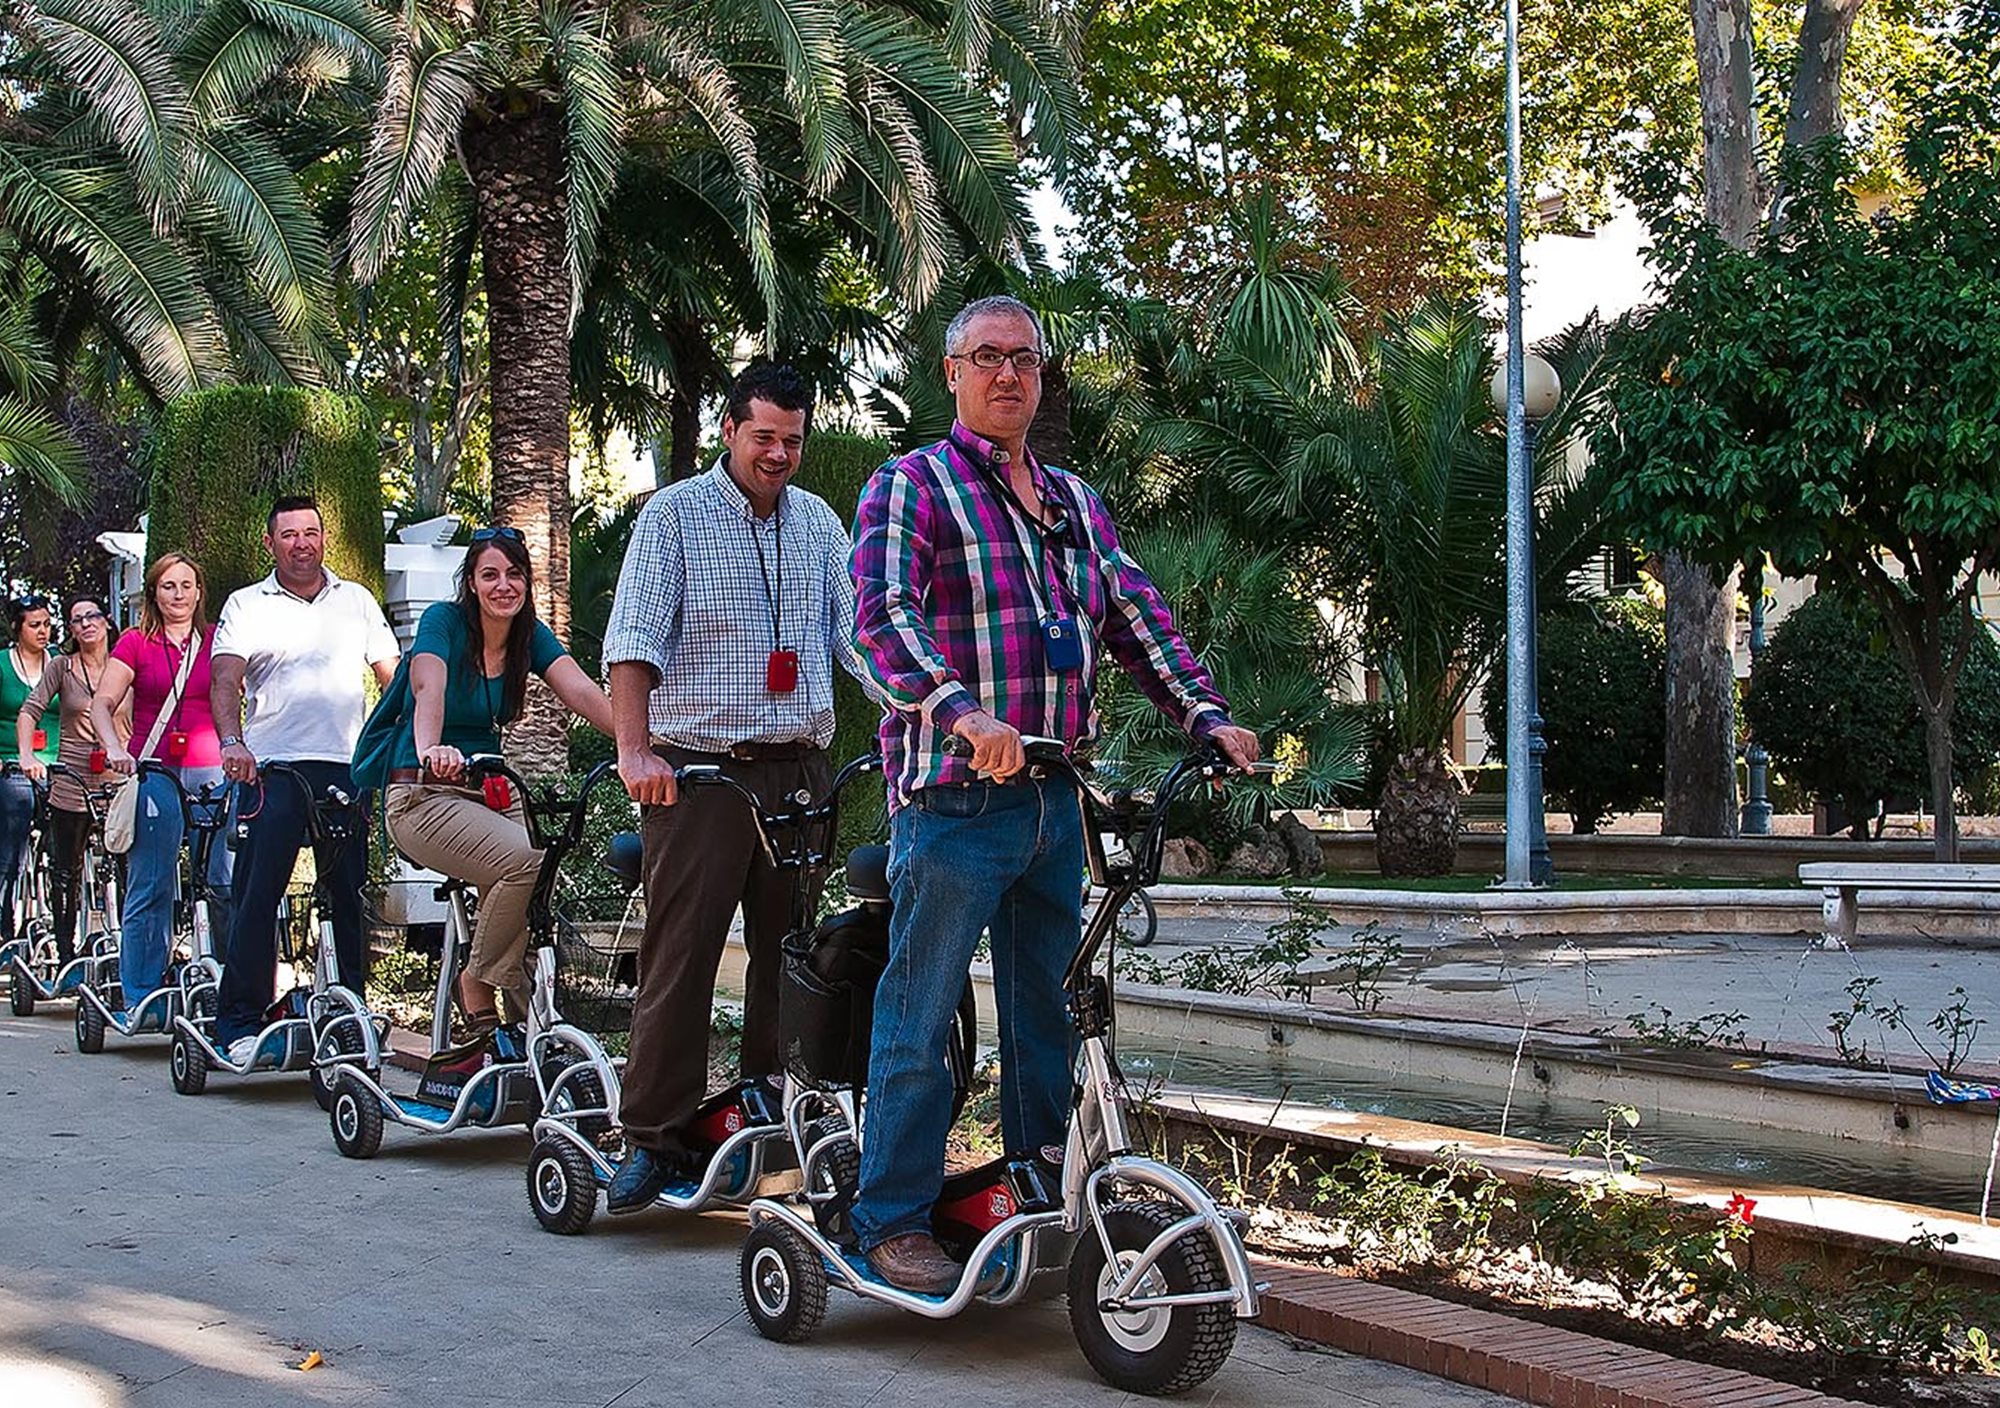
[665,314,711,480]
[1028,357,1074,466]
[463,102,572,778]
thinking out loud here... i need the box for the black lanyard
[951,433,1079,620]
[748,508,784,649]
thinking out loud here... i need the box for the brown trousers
[619,742,831,1155]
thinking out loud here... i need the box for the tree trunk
[1660,0,1761,835]
[1785,0,1867,151]
[1028,357,1074,467]
[463,101,573,778]
[1661,556,1739,836]
[1374,750,1460,877]
[1920,697,1959,862]
[664,314,713,481]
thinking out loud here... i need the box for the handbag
[349,653,413,792]
[104,631,200,854]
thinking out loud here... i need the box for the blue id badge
[1041,616,1084,673]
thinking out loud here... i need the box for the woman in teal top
[1,593,59,952]
[384,528,613,1034]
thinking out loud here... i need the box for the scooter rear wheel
[1067,1200,1236,1396]
[330,1070,384,1159]
[170,1032,208,1096]
[527,1135,599,1235]
[10,964,35,1016]
[75,996,104,1053]
[311,1019,368,1112]
[741,1220,828,1344]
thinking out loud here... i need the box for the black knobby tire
[330,1071,385,1159]
[1067,1200,1238,1396]
[541,1050,612,1141]
[801,1114,860,1240]
[526,1135,599,1236]
[311,1017,369,1113]
[1120,889,1159,948]
[170,1031,208,1096]
[75,997,105,1053]
[10,963,35,1016]
[740,1220,829,1344]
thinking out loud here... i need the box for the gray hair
[945,295,1043,356]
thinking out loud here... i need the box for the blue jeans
[0,772,31,947]
[218,761,369,1046]
[851,777,1082,1252]
[119,767,233,1003]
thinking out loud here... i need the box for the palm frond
[0,150,226,394]
[740,0,852,194]
[541,1,625,319]
[349,19,479,285]
[182,8,291,118]
[26,0,193,229]
[0,396,86,505]
[186,123,337,343]
[0,302,57,397]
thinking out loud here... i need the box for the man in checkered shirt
[601,361,872,1211]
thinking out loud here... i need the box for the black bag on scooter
[781,905,888,1088]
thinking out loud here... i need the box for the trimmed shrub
[795,431,894,853]
[1483,595,1666,834]
[1745,591,2000,837]
[147,386,384,602]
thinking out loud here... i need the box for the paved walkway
[0,1012,1522,1408]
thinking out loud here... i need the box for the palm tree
[1230,302,1611,875]
[342,0,1075,768]
[0,292,83,503]
[0,0,350,397]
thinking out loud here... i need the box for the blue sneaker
[608,1146,697,1212]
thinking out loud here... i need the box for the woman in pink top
[90,553,234,1003]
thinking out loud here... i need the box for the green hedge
[147,387,384,603]
[796,431,893,853]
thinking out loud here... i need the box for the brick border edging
[1253,1259,1869,1408]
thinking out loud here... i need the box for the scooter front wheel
[741,1220,829,1344]
[330,1071,384,1159]
[1067,1200,1236,1396]
[170,1032,208,1096]
[75,997,104,1053]
[10,965,35,1016]
[527,1135,599,1235]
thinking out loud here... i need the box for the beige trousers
[385,782,540,1015]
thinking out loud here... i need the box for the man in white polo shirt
[209,495,401,1060]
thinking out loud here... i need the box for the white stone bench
[1799,862,2000,945]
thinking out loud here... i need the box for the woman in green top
[385,528,614,1032]
[1,593,59,952]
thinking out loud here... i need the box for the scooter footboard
[1082,1157,1262,1318]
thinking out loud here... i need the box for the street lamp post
[1740,557,1774,835]
[1492,354,1561,887]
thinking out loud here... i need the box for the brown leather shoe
[866,1232,961,1295]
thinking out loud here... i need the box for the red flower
[1724,1194,1757,1225]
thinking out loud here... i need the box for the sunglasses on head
[471,526,525,545]
[11,594,50,613]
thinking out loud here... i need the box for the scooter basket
[781,905,888,1088]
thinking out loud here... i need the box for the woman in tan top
[18,594,130,963]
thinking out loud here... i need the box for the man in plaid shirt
[849,294,1261,1292]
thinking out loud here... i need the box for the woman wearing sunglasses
[0,594,58,952]
[17,595,130,964]
[380,526,613,1040]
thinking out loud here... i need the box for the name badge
[766,649,800,694]
[1041,617,1083,673]
[31,728,46,751]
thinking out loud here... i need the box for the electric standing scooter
[523,751,978,1235]
[74,762,228,1051]
[3,762,120,1014]
[168,762,377,1100]
[325,757,634,1158]
[738,738,1270,1397]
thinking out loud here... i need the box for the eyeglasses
[69,610,106,626]
[951,346,1045,372]
[471,526,525,545]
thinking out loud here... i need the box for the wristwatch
[219,734,243,748]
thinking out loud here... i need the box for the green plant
[1328,921,1403,1012]
[1826,975,1906,1066]
[1744,591,2000,836]
[1118,906,1316,999]
[1525,1174,1748,1320]
[1618,1004,1748,1051]
[1309,1146,1512,1266]
[1916,985,1986,1078]
[1482,595,1666,832]
[1570,1103,1647,1177]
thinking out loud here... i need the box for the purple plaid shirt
[852,422,1232,806]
